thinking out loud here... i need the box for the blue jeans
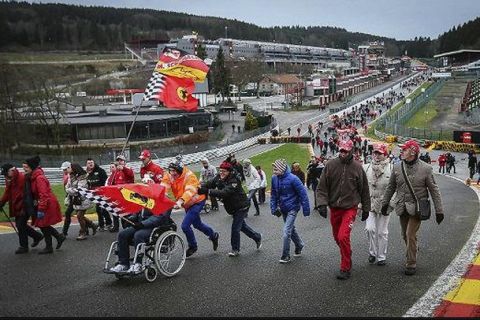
[231,208,261,251]
[282,210,304,258]
[181,201,215,249]
[117,227,152,266]
[247,189,260,214]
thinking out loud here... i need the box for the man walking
[242,158,261,216]
[316,139,371,280]
[381,140,444,276]
[86,158,111,231]
[271,159,310,263]
[199,158,219,211]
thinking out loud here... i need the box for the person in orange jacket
[162,161,219,257]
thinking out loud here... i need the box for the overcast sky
[34,0,480,40]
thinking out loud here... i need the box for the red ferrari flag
[143,73,199,111]
[94,183,175,216]
[159,76,198,111]
[155,47,209,83]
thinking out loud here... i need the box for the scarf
[371,158,390,180]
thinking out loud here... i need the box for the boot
[15,247,29,254]
[55,233,66,250]
[31,234,44,248]
[39,232,54,254]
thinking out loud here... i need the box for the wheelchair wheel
[144,267,158,283]
[154,230,186,277]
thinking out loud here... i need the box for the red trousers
[330,207,357,272]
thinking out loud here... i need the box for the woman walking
[66,163,96,240]
[23,156,65,254]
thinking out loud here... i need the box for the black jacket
[86,164,108,189]
[204,174,249,215]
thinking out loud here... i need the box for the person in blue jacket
[270,159,310,263]
[109,207,172,274]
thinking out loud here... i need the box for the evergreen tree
[212,47,231,101]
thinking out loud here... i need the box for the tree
[196,43,207,60]
[228,58,267,101]
[212,46,231,102]
[244,111,258,131]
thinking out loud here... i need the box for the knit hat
[219,161,233,171]
[272,159,287,175]
[1,163,14,176]
[24,156,41,170]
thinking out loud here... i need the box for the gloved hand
[197,186,209,195]
[273,208,282,217]
[174,199,184,210]
[141,175,153,184]
[361,210,369,221]
[380,204,389,216]
[436,213,444,225]
[133,221,144,230]
[316,205,328,219]
[37,211,45,219]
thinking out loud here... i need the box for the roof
[434,49,480,59]
[263,74,303,84]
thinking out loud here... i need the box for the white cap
[60,161,71,170]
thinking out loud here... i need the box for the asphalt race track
[0,175,477,317]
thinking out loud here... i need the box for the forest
[0,1,479,58]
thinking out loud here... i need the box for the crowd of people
[1,132,446,281]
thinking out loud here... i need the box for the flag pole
[121,101,143,156]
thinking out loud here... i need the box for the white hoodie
[244,164,261,190]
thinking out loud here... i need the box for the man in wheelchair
[109,207,173,274]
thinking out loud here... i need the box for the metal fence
[377,79,451,140]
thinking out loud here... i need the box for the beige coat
[381,159,443,216]
[363,160,394,214]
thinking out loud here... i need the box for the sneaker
[368,255,376,264]
[76,234,87,241]
[186,247,198,257]
[228,250,240,257]
[294,246,303,257]
[31,235,44,248]
[211,232,219,251]
[15,247,29,254]
[56,234,66,250]
[98,226,106,232]
[405,267,416,276]
[255,235,262,250]
[128,263,143,274]
[377,260,386,266]
[336,270,351,280]
[110,264,129,273]
[279,256,291,264]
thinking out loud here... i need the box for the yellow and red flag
[154,47,209,83]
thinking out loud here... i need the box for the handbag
[401,162,431,221]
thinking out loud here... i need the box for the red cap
[400,140,420,154]
[373,143,388,156]
[338,139,354,152]
[139,149,151,160]
[219,161,233,171]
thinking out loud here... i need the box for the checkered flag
[77,187,126,217]
[143,71,166,101]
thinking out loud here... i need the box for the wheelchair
[103,217,186,282]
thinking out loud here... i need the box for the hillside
[0,1,478,58]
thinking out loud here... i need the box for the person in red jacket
[438,153,446,174]
[23,156,65,254]
[0,164,43,254]
[139,149,164,184]
[115,154,134,183]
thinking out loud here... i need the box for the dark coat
[86,164,108,189]
[204,173,249,215]
[0,168,25,217]
[29,168,62,228]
